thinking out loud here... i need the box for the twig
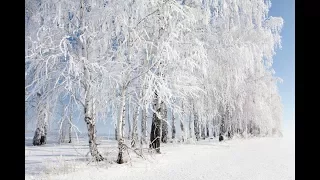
[135,9,160,28]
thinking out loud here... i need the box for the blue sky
[268,0,295,129]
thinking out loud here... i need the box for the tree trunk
[161,103,168,143]
[80,0,103,162]
[85,117,103,161]
[201,122,206,139]
[115,125,118,140]
[141,107,147,145]
[59,106,72,144]
[212,119,215,137]
[219,114,226,141]
[33,95,48,146]
[117,87,127,164]
[68,115,72,143]
[59,118,68,143]
[33,126,47,146]
[180,119,185,142]
[193,104,200,141]
[127,98,131,140]
[150,91,162,153]
[220,115,226,135]
[131,105,139,148]
[189,110,192,139]
[206,121,209,138]
[171,109,176,140]
[84,85,103,161]
[180,102,185,142]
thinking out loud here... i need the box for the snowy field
[25,128,294,180]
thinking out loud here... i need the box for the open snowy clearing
[25,134,294,180]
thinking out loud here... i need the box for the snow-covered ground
[25,131,294,180]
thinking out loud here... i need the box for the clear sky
[268,0,295,130]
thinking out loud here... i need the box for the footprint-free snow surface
[25,134,294,180]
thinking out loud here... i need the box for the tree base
[161,138,168,143]
[33,127,47,146]
[149,144,161,154]
[93,153,104,162]
[219,135,224,141]
[156,149,161,154]
[33,135,46,146]
[116,152,124,164]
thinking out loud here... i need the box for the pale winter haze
[25,0,294,179]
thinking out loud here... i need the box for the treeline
[25,0,283,163]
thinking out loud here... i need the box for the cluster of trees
[25,0,283,164]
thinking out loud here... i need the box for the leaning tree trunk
[150,91,162,153]
[33,96,48,146]
[161,103,168,143]
[171,108,176,140]
[117,87,127,164]
[131,105,139,148]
